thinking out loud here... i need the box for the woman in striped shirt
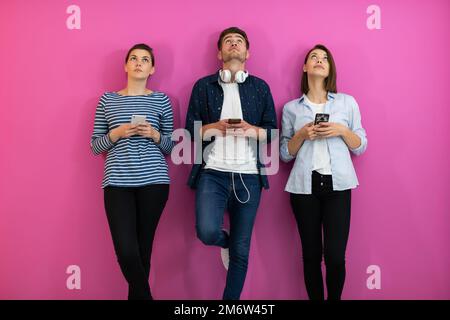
[91,43,174,300]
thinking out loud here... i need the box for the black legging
[290,171,351,300]
[104,184,169,300]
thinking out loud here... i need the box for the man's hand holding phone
[202,119,244,137]
[201,120,229,138]
[226,119,261,139]
[201,118,263,140]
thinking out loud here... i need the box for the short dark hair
[217,27,250,50]
[125,43,155,66]
[301,44,337,95]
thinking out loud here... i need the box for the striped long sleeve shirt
[91,91,174,188]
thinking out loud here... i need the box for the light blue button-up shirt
[280,92,367,194]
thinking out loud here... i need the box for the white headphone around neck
[219,69,249,83]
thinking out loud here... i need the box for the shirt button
[320,182,324,186]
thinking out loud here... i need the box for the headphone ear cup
[235,71,244,83]
[235,70,248,83]
[220,69,231,83]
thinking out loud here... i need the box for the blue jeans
[195,169,262,300]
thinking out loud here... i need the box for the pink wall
[0,0,449,299]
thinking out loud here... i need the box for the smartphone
[131,115,146,125]
[228,118,242,124]
[314,113,330,125]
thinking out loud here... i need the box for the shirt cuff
[281,143,295,162]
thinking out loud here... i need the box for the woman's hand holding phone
[108,119,160,143]
[314,122,348,138]
[297,122,318,141]
[136,122,161,143]
[109,124,139,143]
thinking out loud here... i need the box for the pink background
[0,0,449,299]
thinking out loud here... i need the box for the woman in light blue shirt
[280,44,367,300]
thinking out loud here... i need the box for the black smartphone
[314,113,330,125]
[228,118,242,124]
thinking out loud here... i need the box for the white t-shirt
[204,81,258,173]
[304,96,332,175]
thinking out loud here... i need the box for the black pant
[104,184,169,300]
[290,171,351,300]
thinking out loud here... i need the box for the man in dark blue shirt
[185,27,277,300]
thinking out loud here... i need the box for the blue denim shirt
[185,71,277,189]
[280,92,367,194]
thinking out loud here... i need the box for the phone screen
[131,115,146,125]
[314,113,330,125]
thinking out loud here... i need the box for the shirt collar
[299,92,336,104]
[208,70,221,84]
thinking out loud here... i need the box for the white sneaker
[221,247,229,270]
[221,229,230,270]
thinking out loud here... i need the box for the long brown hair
[301,44,337,95]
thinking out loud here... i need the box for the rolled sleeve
[280,105,296,162]
[347,96,367,156]
[259,82,278,143]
